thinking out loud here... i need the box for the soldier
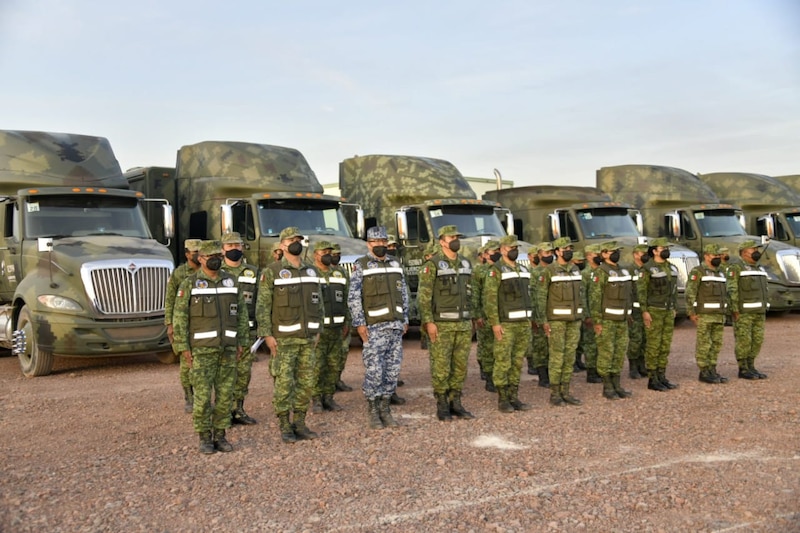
[173,240,249,454]
[627,244,650,380]
[165,238,202,413]
[686,243,729,384]
[256,227,324,443]
[271,242,283,264]
[387,234,400,257]
[525,243,541,377]
[581,244,603,384]
[472,240,500,392]
[639,237,679,391]
[418,225,474,421]
[220,231,260,425]
[529,242,554,387]
[484,234,533,413]
[727,240,769,380]
[590,241,634,400]
[536,237,584,406]
[570,248,589,372]
[330,243,354,393]
[311,240,351,413]
[348,226,409,430]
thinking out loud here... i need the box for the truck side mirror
[665,213,680,238]
[758,215,775,239]
[505,212,514,235]
[162,204,174,240]
[548,213,561,239]
[355,208,366,239]
[736,213,746,230]
[220,204,234,234]
[396,211,409,240]
[632,211,643,235]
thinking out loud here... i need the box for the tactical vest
[546,263,584,322]
[630,265,642,310]
[496,264,532,322]
[431,254,472,322]
[319,267,349,327]
[268,261,323,338]
[223,262,258,329]
[695,267,727,314]
[736,264,768,313]
[599,263,633,321]
[646,262,678,309]
[187,272,240,349]
[357,256,405,325]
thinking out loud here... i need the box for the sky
[1,0,798,191]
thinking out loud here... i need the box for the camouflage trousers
[492,321,531,389]
[428,322,472,395]
[694,314,725,369]
[232,335,256,402]
[644,308,675,371]
[314,327,346,397]
[272,337,317,416]
[733,313,765,365]
[361,322,404,401]
[547,320,581,385]
[627,310,646,360]
[579,320,597,370]
[189,347,237,434]
[476,322,495,375]
[179,352,192,389]
[596,319,629,377]
[530,325,549,369]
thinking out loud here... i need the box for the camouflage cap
[386,233,398,245]
[332,243,341,252]
[537,242,554,252]
[572,250,585,260]
[184,238,202,252]
[484,239,500,251]
[499,234,519,247]
[737,239,764,251]
[718,246,730,254]
[600,240,623,251]
[220,231,243,244]
[527,243,540,255]
[552,237,573,249]
[703,243,722,255]
[633,244,650,253]
[584,244,602,254]
[313,240,334,251]
[366,226,388,240]
[437,225,463,238]
[648,237,672,248]
[199,240,221,256]
[280,226,303,241]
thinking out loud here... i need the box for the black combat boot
[367,399,383,430]
[586,368,602,384]
[278,413,297,443]
[574,352,587,372]
[311,397,324,413]
[449,390,474,419]
[536,366,550,388]
[322,394,343,411]
[636,357,648,378]
[602,376,619,400]
[232,399,257,425]
[485,377,497,393]
[379,396,399,427]
[698,367,720,384]
[560,382,582,406]
[657,369,678,389]
[737,364,758,380]
[647,371,667,391]
[199,431,215,454]
[549,384,564,406]
[498,387,514,413]
[389,392,406,405]
[612,374,632,398]
[183,386,194,414]
[749,359,767,379]
[213,429,233,452]
[335,379,353,392]
[628,359,644,379]
[508,386,532,411]
[527,356,537,375]
[435,392,453,421]
[711,366,729,383]
[292,411,319,440]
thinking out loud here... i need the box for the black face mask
[723,255,730,262]
[541,255,554,265]
[710,257,722,268]
[287,241,303,256]
[489,252,501,263]
[372,245,387,258]
[331,254,341,265]
[592,255,602,265]
[640,253,651,264]
[205,256,222,271]
[532,256,540,265]
[659,249,671,260]
[751,251,762,261]
[448,239,461,253]
[190,253,200,266]
[507,248,519,261]
[609,250,621,263]
[320,254,333,266]
[561,250,574,262]
[225,249,244,262]
[574,262,586,271]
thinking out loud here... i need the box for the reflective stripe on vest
[191,287,239,295]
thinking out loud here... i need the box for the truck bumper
[767,283,800,312]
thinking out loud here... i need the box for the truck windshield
[786,213,800,237]
[576,208,639,238]
[257,199,353,237]
[694,209,747,237]
[429,205,506,237]
[24,195,152,239]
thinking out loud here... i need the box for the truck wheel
[16,305,54,377]
[156,351,179,364]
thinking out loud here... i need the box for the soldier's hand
[492,324,503,341]
[732,312,740,322]
[475,318,485,329]
[689,314,698,324]
[357,325,368,344]
[425,322,438,344]
[543,323,551,337]
[266,335,278,355]
[594,323,603,336]
[236,346,243,360]
[341,326,350,339]
[183,350,192,369]
[166,324,174,344]
[643,311,652,328]
[531,321,539,333]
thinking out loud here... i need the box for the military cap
[584,244,602,254]
[552,237,573,249]
[199,240,221,256]
[600,240,623,251]
[313,240,334,251]
[366,226,388,240]
[537,242,554,252]
[633,244,650,253]
[499,234,519,247]
[437,225,463,238]
[387,233,398,245]
[572,250,585,260]
[184,238,202,252]
[484,239,500,251]
[220,231,243,244]
[332,243,341,252]
[718,246,730,254]
[527,243,540,255]
[648,237,672,248]
[280,226,303,241]
[703,243,722,255]
[738,239,764,251]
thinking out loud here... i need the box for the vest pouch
[190,296,204,317]
[364,275,389,297]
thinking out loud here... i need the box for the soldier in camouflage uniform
[173,240,249,454]
[220,231,260,425]
[589,241,634,400]
[484,235,533,413]
[529,242,554,387]
[581,244,603,384]
[524,243,541,377]
[256,227,324,443]
[626,244,650,380]
[686,244,729,384]
[165,238,202,413]
[536,237,584,406]
[348,226,409,430]
[331,243,354,393]
[570,249,587,373]
[271,242,283,264]
[472,240,500,392]
[310,241,351,413]
[419,225,475,421]
[727,240,769,380]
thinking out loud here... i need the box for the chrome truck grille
[81,260,174,317]
[777,249,800,283]
[668,252,700,292]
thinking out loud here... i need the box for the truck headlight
[37,295,83,311]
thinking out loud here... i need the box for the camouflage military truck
[482,185,699,315]
[598,164,800,311]
[339,154,521,324]
[125,141,367,274]
[698,172,800,249]
[0,130,175,377]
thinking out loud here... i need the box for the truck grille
[81,260,173,317]
[777,250,800,283]
[668,254,700,291]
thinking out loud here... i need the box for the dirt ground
[1,315,799,532]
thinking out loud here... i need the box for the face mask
[609,250,621,263]
[320,254,333,266]
[331,254,341,265]
[372,245,387,258]
[710,257,722,268]
[532,256,540,265]
[640,253,651,264]
[574,262,586,271]
[205,256,222,271]
[659,249,671,260]
[507,248,519,261]
[541,255,554,265]
[561,250,574,262]
[287,241,303,256]
[489,252,501,263]
[592,256,603,266]
[751,251,762,261]
[448,239,461,253]
[224,249,244,262]
[723,255,730,262]
[190,253,200,266]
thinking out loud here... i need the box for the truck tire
[156,351,179,364]
[16,305,54,377]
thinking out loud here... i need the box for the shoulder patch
[177,289,184,298]
[489,270,496,277]
[690,273,698,281]
[242,268,255,278]
[592,274,600,283]
[222,278,234,287]
[279,269,292,279]
[195,279,208,289]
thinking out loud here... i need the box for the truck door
[0,202,20,301]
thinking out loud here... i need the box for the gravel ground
[1,316,799,532]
